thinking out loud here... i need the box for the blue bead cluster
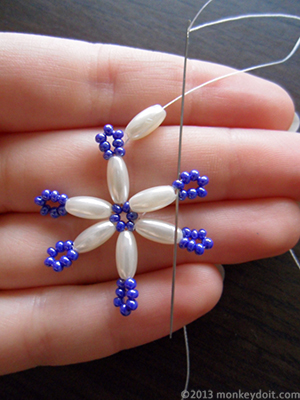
[109,201,138,232]
[44,240,79,272]
[34,190,68,218]
[179,228,213,255]
[172,169,209,201]
[95,124,125,160]
[114,278,139,316]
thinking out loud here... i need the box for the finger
[1,127,300,213]
[0,263,223,374]
[0,33,293,133]
[0,198,299,289]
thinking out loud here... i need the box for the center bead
[109,201,139,232]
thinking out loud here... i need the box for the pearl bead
[74,221,115,253]
[135,219,183,244]
[107,156,129,204]
[65,197,112,219]
[125,104,166,141]
[116,231,138,280]
[129,186,176,213]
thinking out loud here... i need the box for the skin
[0,32,299,375]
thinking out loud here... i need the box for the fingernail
[288,112,299,132]
[215,264,225,281]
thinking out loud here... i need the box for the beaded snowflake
[35,107,213,316]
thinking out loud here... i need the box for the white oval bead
[125,104,166,141]
[135,219,183,244]
[65,197,112,219]
[74,221,115,253]
[107,156,129,204]
[129,186,176,213]
[116,231,138,279]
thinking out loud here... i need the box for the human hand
[0,33,299,375]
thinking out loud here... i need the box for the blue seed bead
[180,171,190,184]
[100,141,110,152]
[44,257,55,267]
[126,299,138,311]
[67,249,79,261]
[182,227,191,238]
[64,240,74,251]
[47,247,57,257]
[42,189,52,201]
[179,238,189,249]
[51,190,60,202]
[116,221,126,232]
[195,243,205,255]
[127,212,138,221]
[53,261,63,272]
[34,196,45,206]
[198,229,207,239]
[40,205,50,216]
[189,169,199,181]
[126,221,135,231]
[114,147,126,157]
[197,187,207,198]
[203,238,214,249]
[58,194,68,205]
[179,190,187,201]
[95,133,106,144]
[172,180,184,190]
[117,279,125,289]
[60,256,72,267]
[125,278,137,290]
[55,241,65,252]
[127,289,139,299]
[112,138,124,148]
[113,129,124,139]
[112,204,122,214]
[198,176,209,186]
[103,150,114,160]
[122,202,130,213]
[120,304,131,316]
[187,188,197,199]
[116,288,125,298]
[114,297,123,307]
[187,240,196,252]
[50,207,59,218]
[104,124,114,136]
[57,205,67,216]
[110,214,120,223]
[191,229,198,240]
